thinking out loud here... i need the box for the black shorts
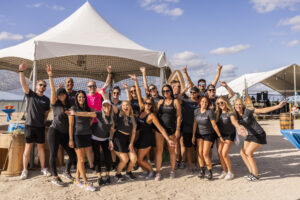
[113,131,130,153]
[135,131,155,149]
[246,133,267,145]
[221,132,236,142]
[182,132,193,148]
[165,127,176,136]
[74,134,92,148]
[24,125,45,144]
[196,134,215,142]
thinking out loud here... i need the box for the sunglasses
[88,85,96,88]
[130,90,136,93]
[162,90,170,93]
[145,102,152,106]
[149,87,156,92]
[113,92,120,95]
[190,91,198,94]
[208,89,215,92]
[39,84,47,88]
[217,101,225,106]
[198,83,206,86]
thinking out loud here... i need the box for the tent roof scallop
[0,2,169,82]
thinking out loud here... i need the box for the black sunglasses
[113,92,120,95]
[162,90,170,93]
[208,89,215,92]
[130,90,136,93]
[88,85,96,88]
[145,102,152,106]
[149,87,156,91]
[217,101,225,106]
[190,91,198,94]
[39,84,47,88]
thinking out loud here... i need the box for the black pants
[92,139,112,173]
[48,127,76,176]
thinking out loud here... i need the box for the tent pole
[294,64,297,106]
[160,67,166,92]
[32,60,37,92]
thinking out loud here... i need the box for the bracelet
[18,70,24,73]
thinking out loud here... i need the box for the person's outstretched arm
[46,64,56,105]
[102,66,112,91]
[254,101,286,114]
[140,67,150,97]
[129,74,144,111]
[122,82,131,101]
[219,81,235,99]
[211,64,222,86]
[19,62,29,94]
[182,65,195,88]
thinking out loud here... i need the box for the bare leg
[203,141,213,170]
[197,139,205,167]
[180,137,186,163]
[75,148,87,182]
[244,142,262,176]
[127,152,137,172]
[36,143,46,169]
[114,151,129,174]
[155,132,164,173]
[217,140,226,172]
[186,147,192,168]
[137,147,153,172]
[86,146,94,168]
[168,135,177,172]
[222,140,233,173]
[240,141,252,173]
[23,143,34,170]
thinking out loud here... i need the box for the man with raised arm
[19,62,51,180]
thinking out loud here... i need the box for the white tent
[0,2,170,86]
[217,64,300,98]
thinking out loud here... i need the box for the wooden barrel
[280,113,294,130]
[0,134,25,176]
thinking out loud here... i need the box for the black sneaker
[133,164,139,171]
[125,171,136,181]
[175,161,180,169]
[62,171,73,181]
[199,167,205,179]
[245,173,254,181]
[97,177,105,186]
[249,175,260,182]
[52,177,64,187]
[207,170,213,180]
[114,173,123,183]
[104,176,111,185]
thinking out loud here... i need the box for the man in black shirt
[19,62,51,180]
[65,78,77,107]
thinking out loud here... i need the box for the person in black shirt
[123,82,140,118]
[111,86,122,110]
[206,83,234,111]
[192,96,224,180]
[215,96,245,180]
[19,62,51,180]
[234,98,286,181]
[46,65,76,186]
[156,84,181,180]
[130,74,175,179]
[64,78,77,107]
[68,90,95,191]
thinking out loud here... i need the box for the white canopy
[217,64,300,97]
[0,2,169,83]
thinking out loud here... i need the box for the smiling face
[234,99,244,113]
[217,99,226,110]
[149,85,158,97]
[65,78,74,91]
[112,88,120,99]
[57,93,67,103]
[190,90,199,100]
[171,82,181,95]
[36,80,47,94]
[87,81,97,95]
[162,86,171,98]
[144,98,153,112]
[102,103,111,114]
[77,92,86,106]
[129,86,137,98]
[198,81,206,91]
[207,86,216,98]
[121,101,131,114]
[200,97,209,109]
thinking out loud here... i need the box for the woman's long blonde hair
[215,96,234,122]
[102,104,115,130]
[119,100,137,128]
[233,98,247,117]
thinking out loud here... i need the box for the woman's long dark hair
[142,97,157,114]
[75,90,90,111]
[198,96,211,109]
[162,84,174,99]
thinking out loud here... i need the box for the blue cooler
[7,123,25,134]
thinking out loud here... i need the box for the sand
[0,119,300,200]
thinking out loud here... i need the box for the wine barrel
[280,113,294,130]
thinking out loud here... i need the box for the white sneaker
[224,172,234,180]
[20,169,28,180]
[138,171,149,179]
[154,173,161,181]
[84,182,96,192]
[169,171,175,179]
[41,168,51,177]
[218,171,227,179]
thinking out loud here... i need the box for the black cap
[56,88,67,96]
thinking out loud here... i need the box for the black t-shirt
[194,108,215,135]
[237,108,265,135]
[198,91,208,98]
[115,110,135,134]
[181,98,199,133]
[93,111,113,138]
[25,90,50,127]
[112,100,122,110]
[50,101,70,133]
[152,95,164,105]
[71,106,91,135]
[131,99,140,117]
[209,95,229,111]
[67,90,77,107]
[217,112,236,136]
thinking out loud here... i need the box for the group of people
[18,62,286,192]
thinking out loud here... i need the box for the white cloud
[209,44,250,55]
[170,51,215,77]
[28,3,64,11]
[278,15,300,32]
[140,0,183,17]
[51,5,65,11]
[287,40,299,46]
[0,32,23,41]
[25,33,37,39]
[251,0,300,13]
[221,64,238,80]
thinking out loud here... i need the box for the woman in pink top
[86,66,112,170]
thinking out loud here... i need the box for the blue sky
[0,0,300,85]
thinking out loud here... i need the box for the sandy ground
[0,119,300,200]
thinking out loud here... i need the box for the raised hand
[182,65,187,73]
[140,67,146,74]
[128,74,137,81]
[278,100,287,108]
[19,62,27,71]
[122,82,128,89]
[218,63,223,71]
[107,65,112,73]
[46,64,53,76]
[219,81,227,87]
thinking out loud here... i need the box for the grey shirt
[94,111,113,138]
[71,106,92,136]
[217,112,236,136]
[25,90,50,127]
[194,108,215,135]
[237,108,265,135]
[50,101,70,133]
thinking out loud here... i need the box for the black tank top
[138,113,153,134]
[158,99,177,132]
[115,111,135,134]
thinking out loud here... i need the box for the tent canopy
[217,64,300,97]
[0,2,169,83]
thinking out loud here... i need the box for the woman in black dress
[234,98,286,181]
